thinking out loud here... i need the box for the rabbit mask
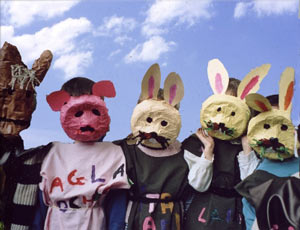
[201,59,270,140]
[131,64,184,149]
[47,81,116,142]
[246,67,296,160]
[0,42,52,135]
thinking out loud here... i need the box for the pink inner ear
[169,84,177,105]
[148,76,154,99]
[215,73,223,94]
[240,75,259,100]
[254,100,269,112]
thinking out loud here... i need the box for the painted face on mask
[130,64,184,149]
[0,42,52,135]
[246,67,296,160]
[200,59,270,140]
[47,80,116,142]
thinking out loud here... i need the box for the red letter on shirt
[68,169,85,185]
[50,177,64,193]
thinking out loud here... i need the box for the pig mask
[47,81,116,142]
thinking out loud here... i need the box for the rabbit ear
[207,59,229,95]
[140,63,161,101]
[46,90,70,111]
[163,72,184,106]
[92,80,116,98]
[238,64,271,100]
[245,93,272,112]
[279,67,294,115]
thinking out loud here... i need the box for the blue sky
[1,0,299,148]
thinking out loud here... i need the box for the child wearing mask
[182,59,270,230]
[236,67,300,230]
[115,63,191,230]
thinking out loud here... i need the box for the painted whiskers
[204,120,235,137]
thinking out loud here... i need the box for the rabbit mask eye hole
[264,124,270,129]
[146,117,152,123]
[231,111,235,116]
[75,111,83,117]
[92,109,100,116]
[281,124,288,131]
[217,107,221,112]
[161,120,168,127]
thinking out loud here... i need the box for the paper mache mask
[200,59,270,140]
[246,67,296,160]
[0,42,53,136]
[130,63,184,149]
[47,81,116,142]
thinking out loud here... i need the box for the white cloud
[53,51,93,79]
[109,49,122,59]
[234,0,298,18]
[1,17,93,78]
[2,0,80,28]
[94,15,137,36]
[114,35,132,46]
[234,2,252,18]
[124,36,175,63]
[253,0,298,16]
[142,0,213,37]
[0,26,15,45]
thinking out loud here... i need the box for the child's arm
[238,135,260,180]
[184,128,214,192]
[31,189,48,230]
[104,189,128,230]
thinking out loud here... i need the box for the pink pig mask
[46,81,116,142]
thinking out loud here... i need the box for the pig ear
[238,64,271,100]
[46,90,70,111]
[207,59,229,95]
[245,93,272,112]
[163,72,184,106]
[279,67,294,116]
[140,63,161,101]
[92,80,116,98]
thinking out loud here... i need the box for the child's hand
[195,128,214,161]
[241,135,252,155]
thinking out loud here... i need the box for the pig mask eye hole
[264,124,270,129]
[217,107,221,112]
[92,109,100,116]
[75,111,83,117]
[231,112,235,116]
[281,124,288,131]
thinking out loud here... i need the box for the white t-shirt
[40,141,129,230]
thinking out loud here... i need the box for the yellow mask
[130,64,184,149]
[200,59,270,140]
[246,67,296,160]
